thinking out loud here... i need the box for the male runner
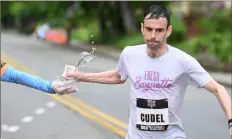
[65,5,232,139]
[1,61,77,95]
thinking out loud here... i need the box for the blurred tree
[65,1,79,44]
[1,1,14,28]
[108,2,126,36]
[119,1,138,34]
[97,1,107,38]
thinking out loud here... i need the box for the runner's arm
[66,47,128,84]
[203,80,231,120]
[78,70,126,84]
[184,56,231,122]
[1,62,55,94]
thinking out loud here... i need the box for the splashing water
[54,35,96,87]
[76,35,96,68]
[77,46,96,68]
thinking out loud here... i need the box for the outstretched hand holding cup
[53,43,96,90]
[61,46,96,83]
[62,65,81,81]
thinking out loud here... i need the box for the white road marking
[46,101,56,108]
[1,124,9,131]
[35,108,45,115]
[21,116,34,123]
[7,125,20,132]
[2,101,57,133]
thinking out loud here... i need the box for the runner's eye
[145,27,153,32]
[156,28,164,32]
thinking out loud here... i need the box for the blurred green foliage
[1,1,69,29]
[177,10,231,64]
[1,1,231,64]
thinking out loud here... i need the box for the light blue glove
[1,67,55,94]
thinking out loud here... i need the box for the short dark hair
[143,5,171,28]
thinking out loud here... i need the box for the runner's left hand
[52,81,78,95]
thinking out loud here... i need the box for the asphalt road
[1,31,231,139]
[1,32,123,139]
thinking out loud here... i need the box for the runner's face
[141,17,172,49]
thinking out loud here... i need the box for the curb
[41,39,121,61]
[209,73,232,88]
[69,41,121,61]
[216,81,232,88]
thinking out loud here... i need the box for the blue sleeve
[1,67,55,94]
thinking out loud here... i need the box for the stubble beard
[147,41,162,50]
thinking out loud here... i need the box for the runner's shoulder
[121,44,146,55]
[169,45,197,62]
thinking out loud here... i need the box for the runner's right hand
[62,65,82,81]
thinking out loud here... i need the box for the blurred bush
[177,10,231,64]
[70,9,186,49]
[1,1,230,65]
[71,21,99,43]
[167,16,187,45]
